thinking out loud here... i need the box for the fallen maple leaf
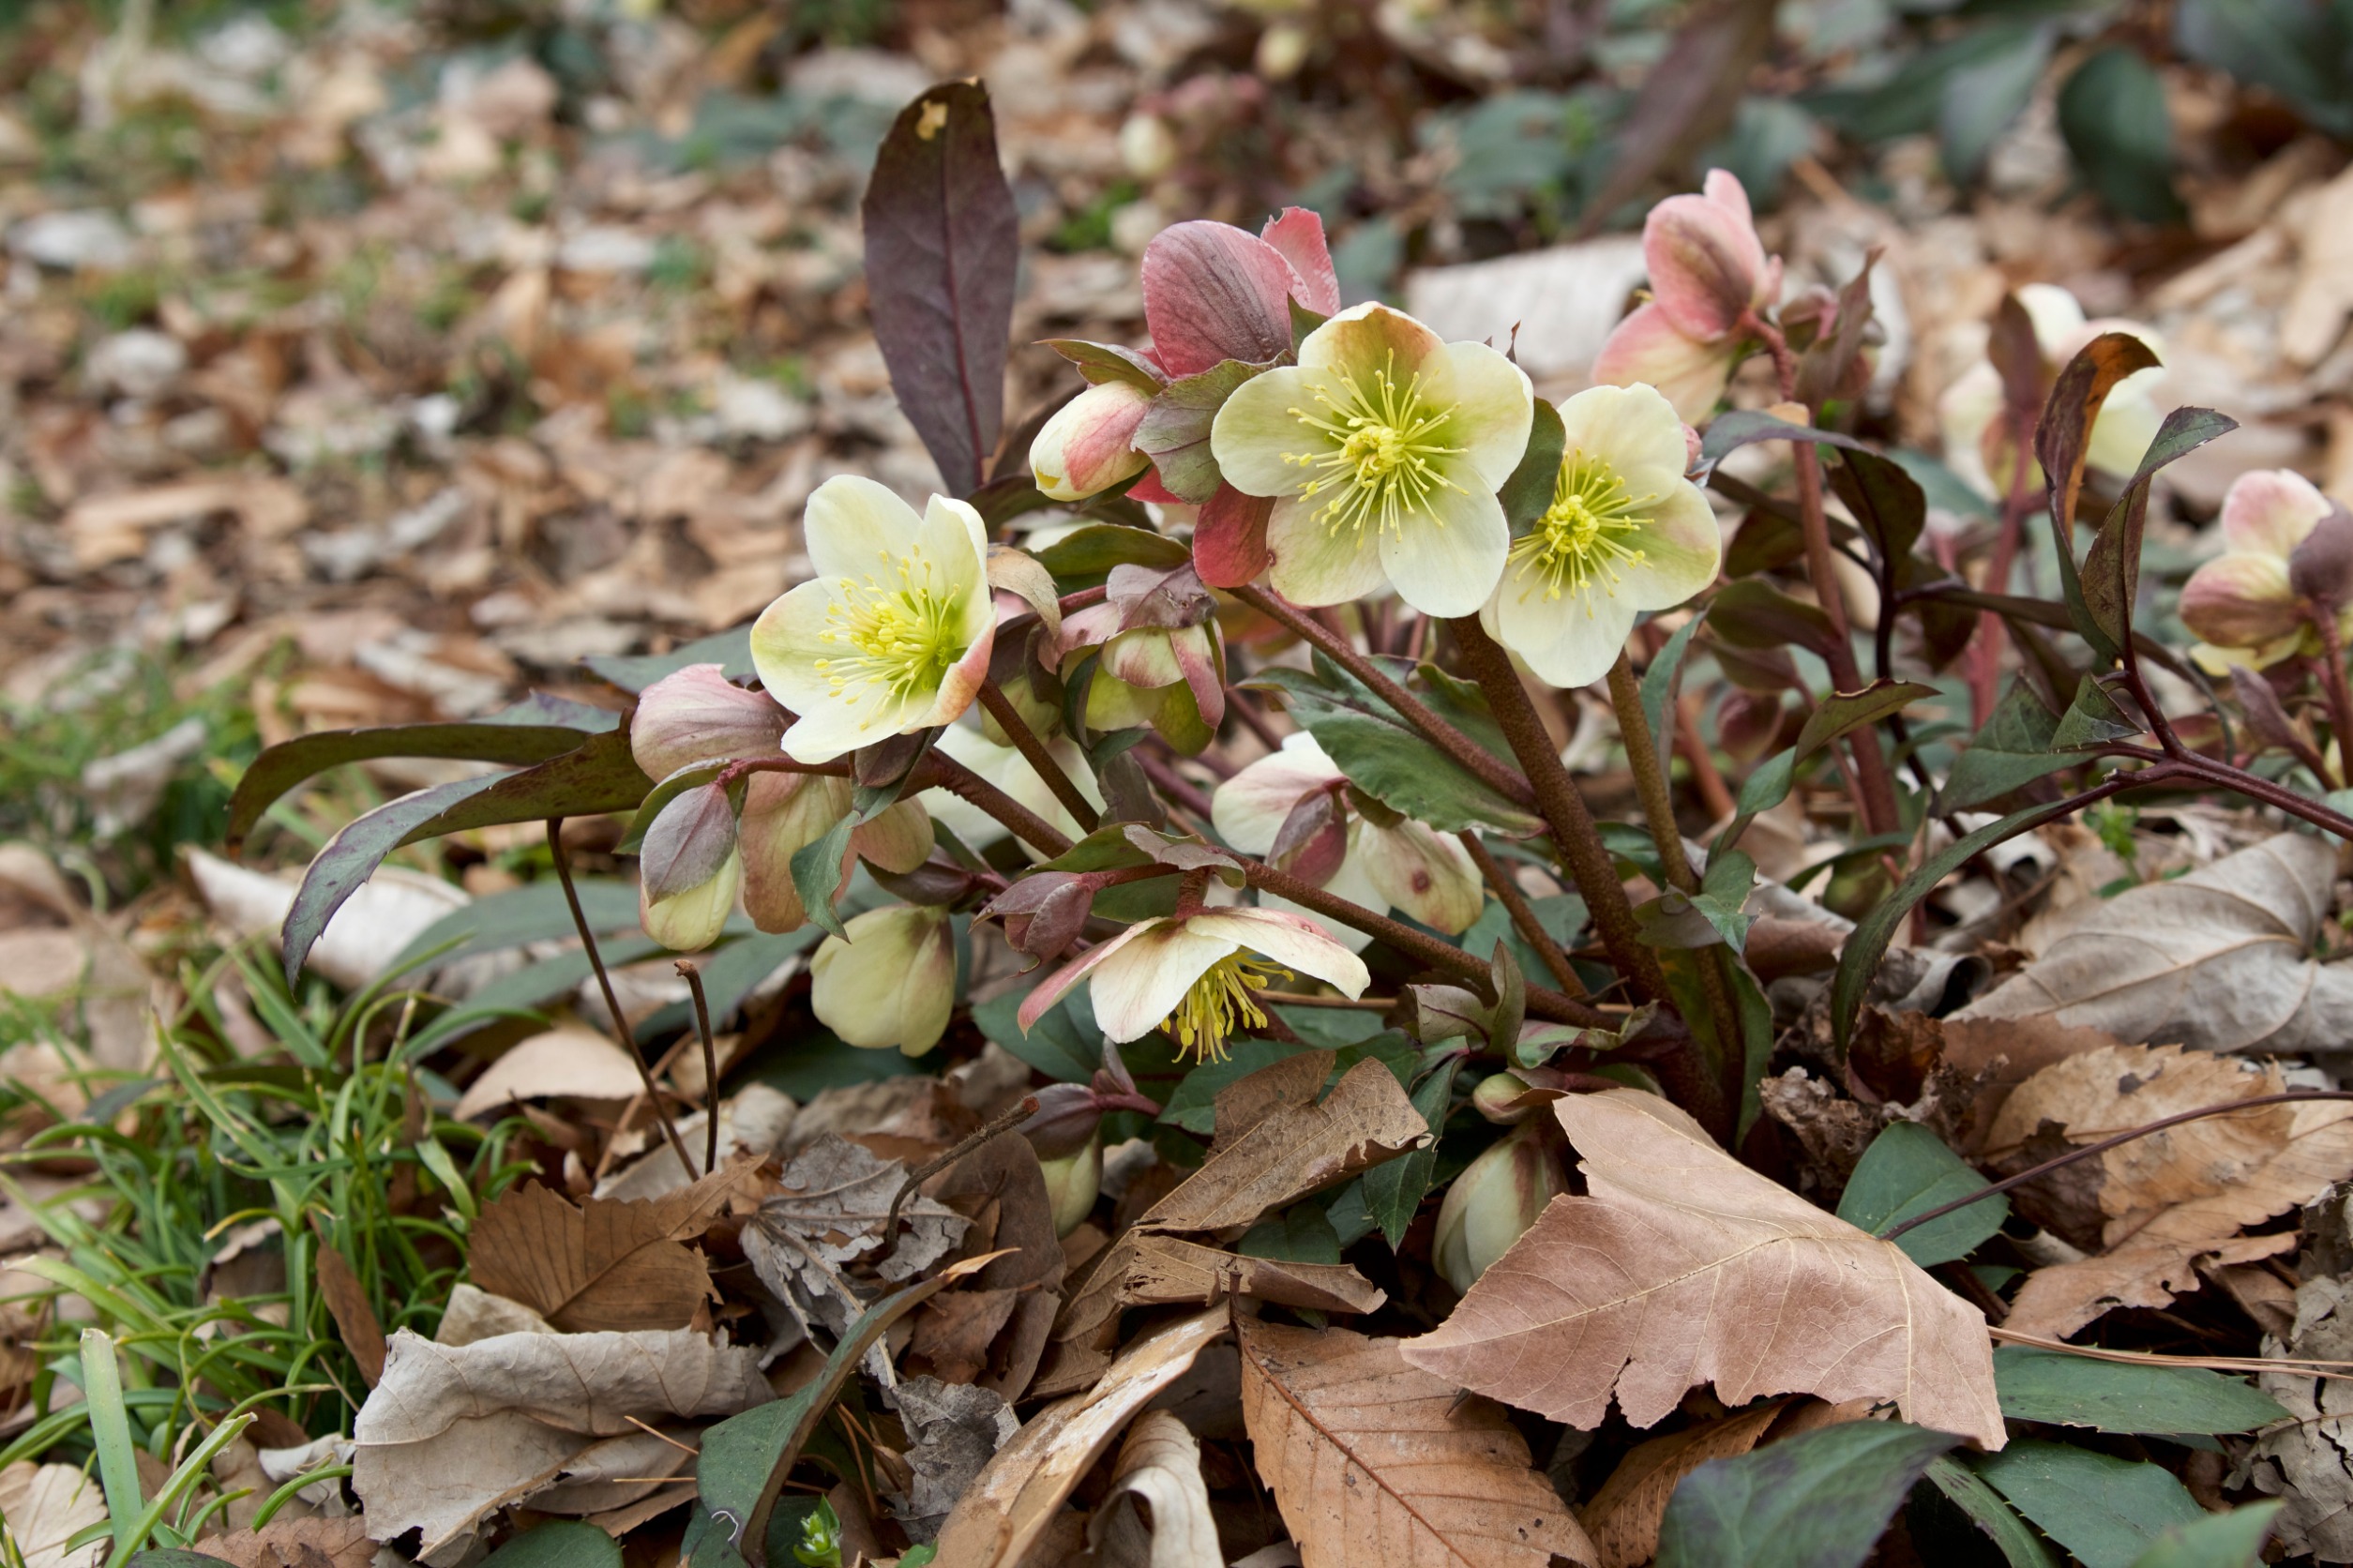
[466,1156,754,1333]
[1238,1318,1597,1568]
[1402,1090,2005,1449]
[0,1460,105,1568]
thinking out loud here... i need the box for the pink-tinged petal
[1378,477,1507,619]
[739,770,852,931]
[1019,918,1163,1031]
[1171,622,1226,731]
[1192,482,1275,588]
[1101,627,1186,689]
[803,475,927,580]
[1297,301,1444,377]
[1058,599,1124,656]
[852,797,933,875]
[925,621,996,729]
[1086,922,1237,1041]
[1129,467,1184,505]
[630,663,790,778]
[1591,303,1737,424]
[1185,907,1370,996]
[2180,552,2302,649]
[1265,493,1389,608]
[1357,821,1483,935]
[1643,172,1771,339]
[1212,732,1344,852]
[1259,206,1341,316]
[1142,221,1297,377]
[1032,381,1154,502]
[2221,468,2330,560]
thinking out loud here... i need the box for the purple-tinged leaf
[641,782,740,900]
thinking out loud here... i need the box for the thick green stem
[1605,650,1697,896]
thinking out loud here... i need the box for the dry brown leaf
[1402,1090,2005,1449]
[1937,1015,2138,1154]
[450,1027,645,1120]
[1953,833,2353,1055]
[1577,1403,1783,1568]
[885,1374,1018,1544]
[1238,1319,1596,1568]
[190,1515,373,1567]
[2235,1273,2353,1559]
[934,1304,1226,1568]
[745,1135,969,1341]
[1118,1233,1387,1316]
[352,1323,769,1564]
[467,1158,752,1333]
[915,1121,1064,1400]
[0,1460,106,1568]
[1211,1048,1335,1153]
[314,1238,387,1387]
[1086,1409,1223,1568]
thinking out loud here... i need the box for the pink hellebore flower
[1019,905,1368,1065]
[1032,380,1154,503]
[2180,468,2353,674]
[1591,170,1782,423]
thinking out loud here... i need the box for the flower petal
[1356,821,1483,935]
[1260,207,1341,316]
[1209,366,1317,498]
[2086,374,2164,477]
[803,475,926,580]
[1644,175,1769,339]
[1266,493,1390,607]
[2180,551,2302,650]
[1020,917,1159,1030]
[1298,301,1444,377]
[1935,363,2003,500]
[1186,908,1370,996]
[2017,283,2089,354]
[1591,303,1736,424]
[1212,732,1343,852]
[2221,468,2330,560]
[1192,481,1276,588]
[1429,339,1534,489]
[1141,221,1298,377]
[1557,383,1693,481]
[1087,922,1238,1041]
[1378,476,1507,618]
[1487,575,1638,690]
[751,580,848,714]
[1614,480,1723,611]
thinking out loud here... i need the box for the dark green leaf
[1830,447,1931,569]
[1795,681,1938,761]
[398,727,654,845]
[1889,449,1999,522]
[2127,1502,2280,1568]
[2051,677,2140,752]
[745,1028,922,1102]
[861,82,1019,495]
[1837,1122,2006,1267]
[1134,359,1266,504]
[1976,1442,2206,1568]
[1940,23,2052,183]
[1030,521,1194,583]
[1363,1053,1460,1247]
[1698,409,1867,469]
[283,773,509,983]
[1925,1455,2061,1568]
[1992,1347,2289,1435]
[586,624,757,693]
[973,985,1104,1082]
[2058,48,2184,224]
[1640,611,1708,774]
[1706,580,1839,658]
[1238,1202,1343,1264]
[788,814,856,941]
[2176,0,2353,135]
[482,1521,625,1567]
[1940,681,2066,813]
[387,878,641,974]
[1501,398,1567,535]
[1656,1419,1958,1568]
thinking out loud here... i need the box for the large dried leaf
[1087,1410,1224,1568]
[743,1135,968,1339]
[188,1516,374,1567]
[934,1305,1226,1568]
[1237,1319,1597,1568]
[467,1159,753,1333]
[351,1325,769,1564]
[2238,1274,2353,1560]
[1402,1090,2004,1449]
[1578,1403,1784,1568]
[0,1461,106,1568]
[1953,834,2353,1054]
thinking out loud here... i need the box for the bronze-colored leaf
[467,1157,753,1333]
[1577,1403,1783,1568]
[313,1237,386,1388]
[191,1515,374,1567]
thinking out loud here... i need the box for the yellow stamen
[812,547,962,731]
[1506,450,1656,616]
[1163,950,1292,1064]
[1281,350,1466,543]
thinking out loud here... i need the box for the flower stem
[976,680,1100,831]
[1605,650,1697,895]
[675,960,721,1178]
[916,750,1076,857]
[1447,616,1672,1005]
[1675,690,1737,822]
[1233,583,1539,810]
[1457,831,1586,998]
[2309,611,2353,786]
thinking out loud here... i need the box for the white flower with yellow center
[1018,906,1368,1065]
[1482,384,1721,688]
[751,475,997,764]
[1210,303,1533,617]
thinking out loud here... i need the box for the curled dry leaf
[1953,833,2353,1055]
[934,1304,1227,1568]
[451,1027,647,1120]
[1237,1318,1598,1568]
[351,1324,770,1564]
[913,1122,1064,1399]
[1402,1090,2005,1449]
[189,1515,375,1567]
[1087,1409,1223,1568]
[0,1460,106,1568]
[1577,1401,1785,1568]
[467,1157,757,1333]
[2236,1273,2353,1560]
[314,1237,387,1386]
[743,1134,969,1339]
[886,1374,1019,1543]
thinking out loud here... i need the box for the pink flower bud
[629,664,789,780]
[2291,503,2353,613]
[1031,381,1153,502]
[1643,169,1779,341]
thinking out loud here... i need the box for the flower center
[1284,352,1465,542]
[1506,452,1656,613]
[1164,949,1292,1064]
[812,550,961,726]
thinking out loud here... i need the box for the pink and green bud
[738,770,930,934]
[1031,380,1154,503]
[641,849,742,954]
[1643,169,1779,341]
[1037,1135,1102,1237]
[629,663,788,779]
[1432,1118,1569,1294]
[2181,467,2353,673]
[810,903,958,1055]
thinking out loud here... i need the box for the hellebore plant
[2180,469,2353,675]
[1591,170,1782,422]
[1938,281,2165,500]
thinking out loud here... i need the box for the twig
[1606,650,1697,895]
[1674,690,1737,822]
[547,819,689,1172]
[1457,831,1586,999]
[880,1094,1040,1263]
[1880,1090,2353,1244]
[1988,1325,2353,1381]
[676,960,720,1178]
[976,680,1100,831]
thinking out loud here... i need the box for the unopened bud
[810,904,957,1055]
[1032,381,1154,503]
[1718,688,1785,761]
[1471,1070,1545,1124]
[986,872,1096,964]
[1037,1134,1102,1236]
[1642,170,1777,341]
[2291,502,2353,612]
[630,664,788,779]
[641,849,741,954]
[1432,1120,1568,1294]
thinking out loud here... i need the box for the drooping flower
[1592,170,1781,423]
[2180,468,2353,674]
[810,903,958,1055]
[1211,731,1483,950]
[1018,904,1368,1063]
[628,663,789,779]
[641,848,742,953]
[751,476,996,764]
[1031,380,1155,502]
[1209,303,1533,616]
[1059,562,1227,752]
[1481,383,1721,688]
[1937,283,2165,500]
[1432,1117,1569,1293]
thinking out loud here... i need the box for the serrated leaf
[1991,1347,2288,1435]
[1657,1420,1959,1568]
[1975,1441,2206,1568]
[1837,1121,2007,1267]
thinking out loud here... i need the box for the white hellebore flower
[1482,383,1721,689]
[1211,731,1483,951]
[811,903,958,1055]
[1019,905,1368,1064]
[752,475,997,763]
[1937,282,2164,500]
[1210,302,1533,618]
